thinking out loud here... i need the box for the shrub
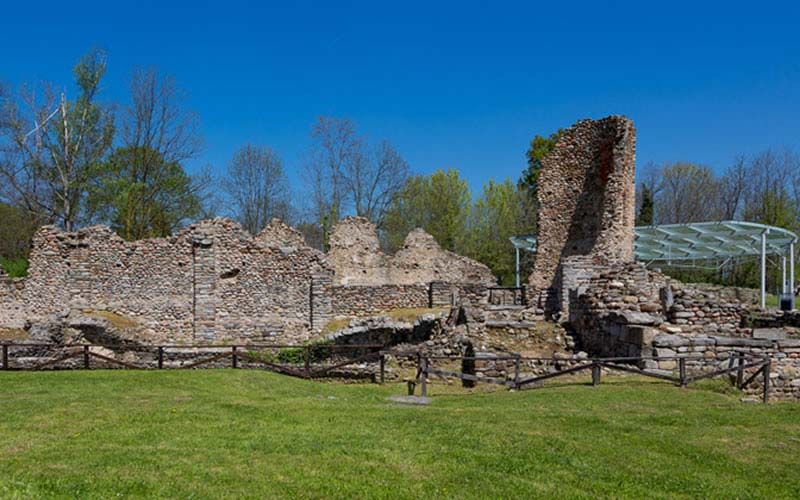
[0,257,28,278]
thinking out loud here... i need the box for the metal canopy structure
[510,221,798,309]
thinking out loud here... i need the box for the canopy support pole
[761,230,768,309]
[791,241,796,310]
[782,256,787,294]
[515,247,520,288]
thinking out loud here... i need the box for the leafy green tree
[519,129,563,196]
[0,50,115,230]
[382,169,471,252]
[89,146,204,239]
[465,180,536,285]
[636,185,654,225]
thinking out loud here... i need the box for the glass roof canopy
[634,221,797,262]
[510,221,798,308]
[509,221,798,261]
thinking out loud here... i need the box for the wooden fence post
[158,347,164,369]
[83,345,90,369]
[420,356,428,397]
[232,346,238,369]
[304,346,311,379]
[592,363,601,386]
[2,344,7,370]
[736,352,745,388]
[513,355,521,388]
[763,360,771,404]
[379,354,385,384]
[679,357,687,387]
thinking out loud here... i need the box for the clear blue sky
[2,1,799,196]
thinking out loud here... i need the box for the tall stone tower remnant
[528,115,637,295]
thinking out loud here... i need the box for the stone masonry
[0,217,495,344]
[529,116,636,298]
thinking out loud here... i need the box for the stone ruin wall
[327,217,495,286]
[529,116,636,299]
[566,259,800,400]
[0,217,495,343]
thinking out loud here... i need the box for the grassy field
[1,371,799,498]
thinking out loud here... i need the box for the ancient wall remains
[327,217,495,286]
[566,259,800,400]
[0,217,495,343]
[529,115,636,295]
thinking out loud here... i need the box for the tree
[302,116,361,247]
[222,144,291,235]
[347,140,409,227]
[302,116,410,247]
[465,179,536,285]
[519,129,563,196]
[653,162,721,224]
[382,169,471,252]
[89,146,205,239]
[636,185,654,225]
[0,49,115,230]
[87,68,209,239]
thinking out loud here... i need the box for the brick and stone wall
[0,217,494,343]
[330,284,430,318]
[328,217,495,286]
[529,116,636,298]
[567,259,800,399]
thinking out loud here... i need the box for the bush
[0,257,28,278]
[277,342,333,364]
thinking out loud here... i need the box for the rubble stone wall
[328,217,495,286]
[330,284,430,318]
[529,116,636,296]
[0,217,495,343]
[568,259,800,399]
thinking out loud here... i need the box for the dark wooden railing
[402,351,773,403]
[0,342,388,383]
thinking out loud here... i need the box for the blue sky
[2,1,799,196]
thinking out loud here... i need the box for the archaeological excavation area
[2,115,800,401]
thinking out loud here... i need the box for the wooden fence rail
[0,342,388,383]
[409,351,773,403]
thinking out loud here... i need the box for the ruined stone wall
[327,217,495,286]
[330,284,430,318]
[3,219,330,343]
[529,116,636,295]
[1,216,497,343]
[564,260,800,399]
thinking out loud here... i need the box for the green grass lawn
[1,371,799,499]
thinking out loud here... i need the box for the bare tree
[718,155,747,220]
[223,144,290,235]
[302,116,410,244]
[653,162,721,224]
[121,68,201,163]
[0,50,115,231]
[347,140,409,227]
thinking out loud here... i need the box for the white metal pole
[761,231,767,309]
[791,241,796,310]
[515,247,520,288]
[782,256,787,294]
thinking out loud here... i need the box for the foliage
[0,202,38,260]
[519,129,563,196]
[464,179,536,285]
[636,185,654,225]
[0,256,28,278]
[0,49,115,231]
[2,371,800,497]
[382,169,471,252]
[88,146,204,239]
[276,341,334,364]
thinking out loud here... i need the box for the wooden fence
[405,351,773,403]
[0,342,388,382]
